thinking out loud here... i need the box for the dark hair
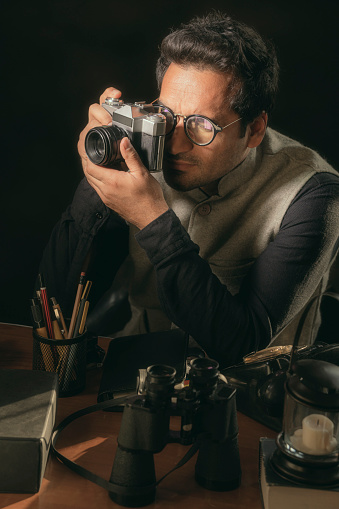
[156,11,279,127]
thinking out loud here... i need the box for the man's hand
[84,137,169,230]
[78,86,122,166]
[78,87,169,230]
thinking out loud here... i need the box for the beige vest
[119,128,338,349]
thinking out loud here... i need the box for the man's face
[159,63,251,194]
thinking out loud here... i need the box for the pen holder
[32,329,87,397]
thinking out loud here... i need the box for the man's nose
[166,117,193,155]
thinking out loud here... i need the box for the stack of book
[259,438,339,509]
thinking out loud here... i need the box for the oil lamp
[271,359,339,486]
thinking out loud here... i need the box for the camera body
[85,98,166,171]
[109,359,241,507]
[221,342,339,431]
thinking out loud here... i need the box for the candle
[290,413,337,455]
[302,414,334,454]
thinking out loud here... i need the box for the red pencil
[38,274,54,339]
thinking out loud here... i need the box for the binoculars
[109,358,241,507]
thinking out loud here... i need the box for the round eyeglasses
[148,100,242,146]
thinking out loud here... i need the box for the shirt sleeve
[135,172,339,367]
[37,178,129,317]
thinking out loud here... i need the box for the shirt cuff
[135,209,199,266]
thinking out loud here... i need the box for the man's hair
[156,11,279,126]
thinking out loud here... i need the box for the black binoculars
[109,358,241,507]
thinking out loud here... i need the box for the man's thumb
[120,137,145,174]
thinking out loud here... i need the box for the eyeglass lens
[186,116,214,145]
[149,104,215,145]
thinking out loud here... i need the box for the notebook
[97,329,188,403]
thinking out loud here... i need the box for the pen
[68,272,86,339]
[30,298,48,338]
[51,297,68,338]
[38,274,54,339]
[73,280,92,337]
[52,316,64,340]
[72,299,87,338]
[53,308,65,338]
[79,300,89,335]
[81,280,92,302]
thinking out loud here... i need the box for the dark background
[1,0,338,326]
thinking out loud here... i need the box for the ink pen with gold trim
[51,297,68,338]
[73,280,92,338]
[68,271,86,339]
[30,298,48,338]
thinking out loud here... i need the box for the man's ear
[247,112,268,148]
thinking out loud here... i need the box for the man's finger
[78,118,108,158]
[88,103,112,124]
[120,137,146,175]
[99,87,122,105]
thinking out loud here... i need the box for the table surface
[0,323,277,509]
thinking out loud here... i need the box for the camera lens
[85,125,127,167]
[190,358,219,394]
[145,364,176,405]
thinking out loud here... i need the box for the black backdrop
[1,0,338,325]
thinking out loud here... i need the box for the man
[38,12,339,367]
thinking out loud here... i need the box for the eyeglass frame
[151,99,243,146]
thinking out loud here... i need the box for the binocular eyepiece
[142,364,176,405]
[138,358,220,405]
[109,358,241,507]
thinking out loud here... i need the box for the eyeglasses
[147,100,242,146]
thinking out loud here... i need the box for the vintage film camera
[85,98,166,171]
[109,358,241,507]
[222,342,339,431]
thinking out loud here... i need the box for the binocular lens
[145,364,176,404]
[147,364,176,378]
[190,358,220,393]
[85,125,126,167]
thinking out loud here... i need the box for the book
[0,369,58,493]
[259,437,339,509]
[97,329,188,404]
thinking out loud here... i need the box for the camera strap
[51,395,199,495]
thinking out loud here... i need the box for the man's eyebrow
[156,99,221,125]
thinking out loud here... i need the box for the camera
[221,342,339,431]
[85,98,166,171]
[109,358,241,507]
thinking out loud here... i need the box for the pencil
[38,274,54,339]
[68,272,86,339]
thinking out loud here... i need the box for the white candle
[290,414,337,455]
[302,414,334,455]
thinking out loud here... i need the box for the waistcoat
[119,128,338,347]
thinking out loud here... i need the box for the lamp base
[271,433,339,487]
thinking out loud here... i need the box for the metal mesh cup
[32,328,87,397]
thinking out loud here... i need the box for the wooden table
[0,323,277,508]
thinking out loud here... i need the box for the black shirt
[38,172,339,367]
